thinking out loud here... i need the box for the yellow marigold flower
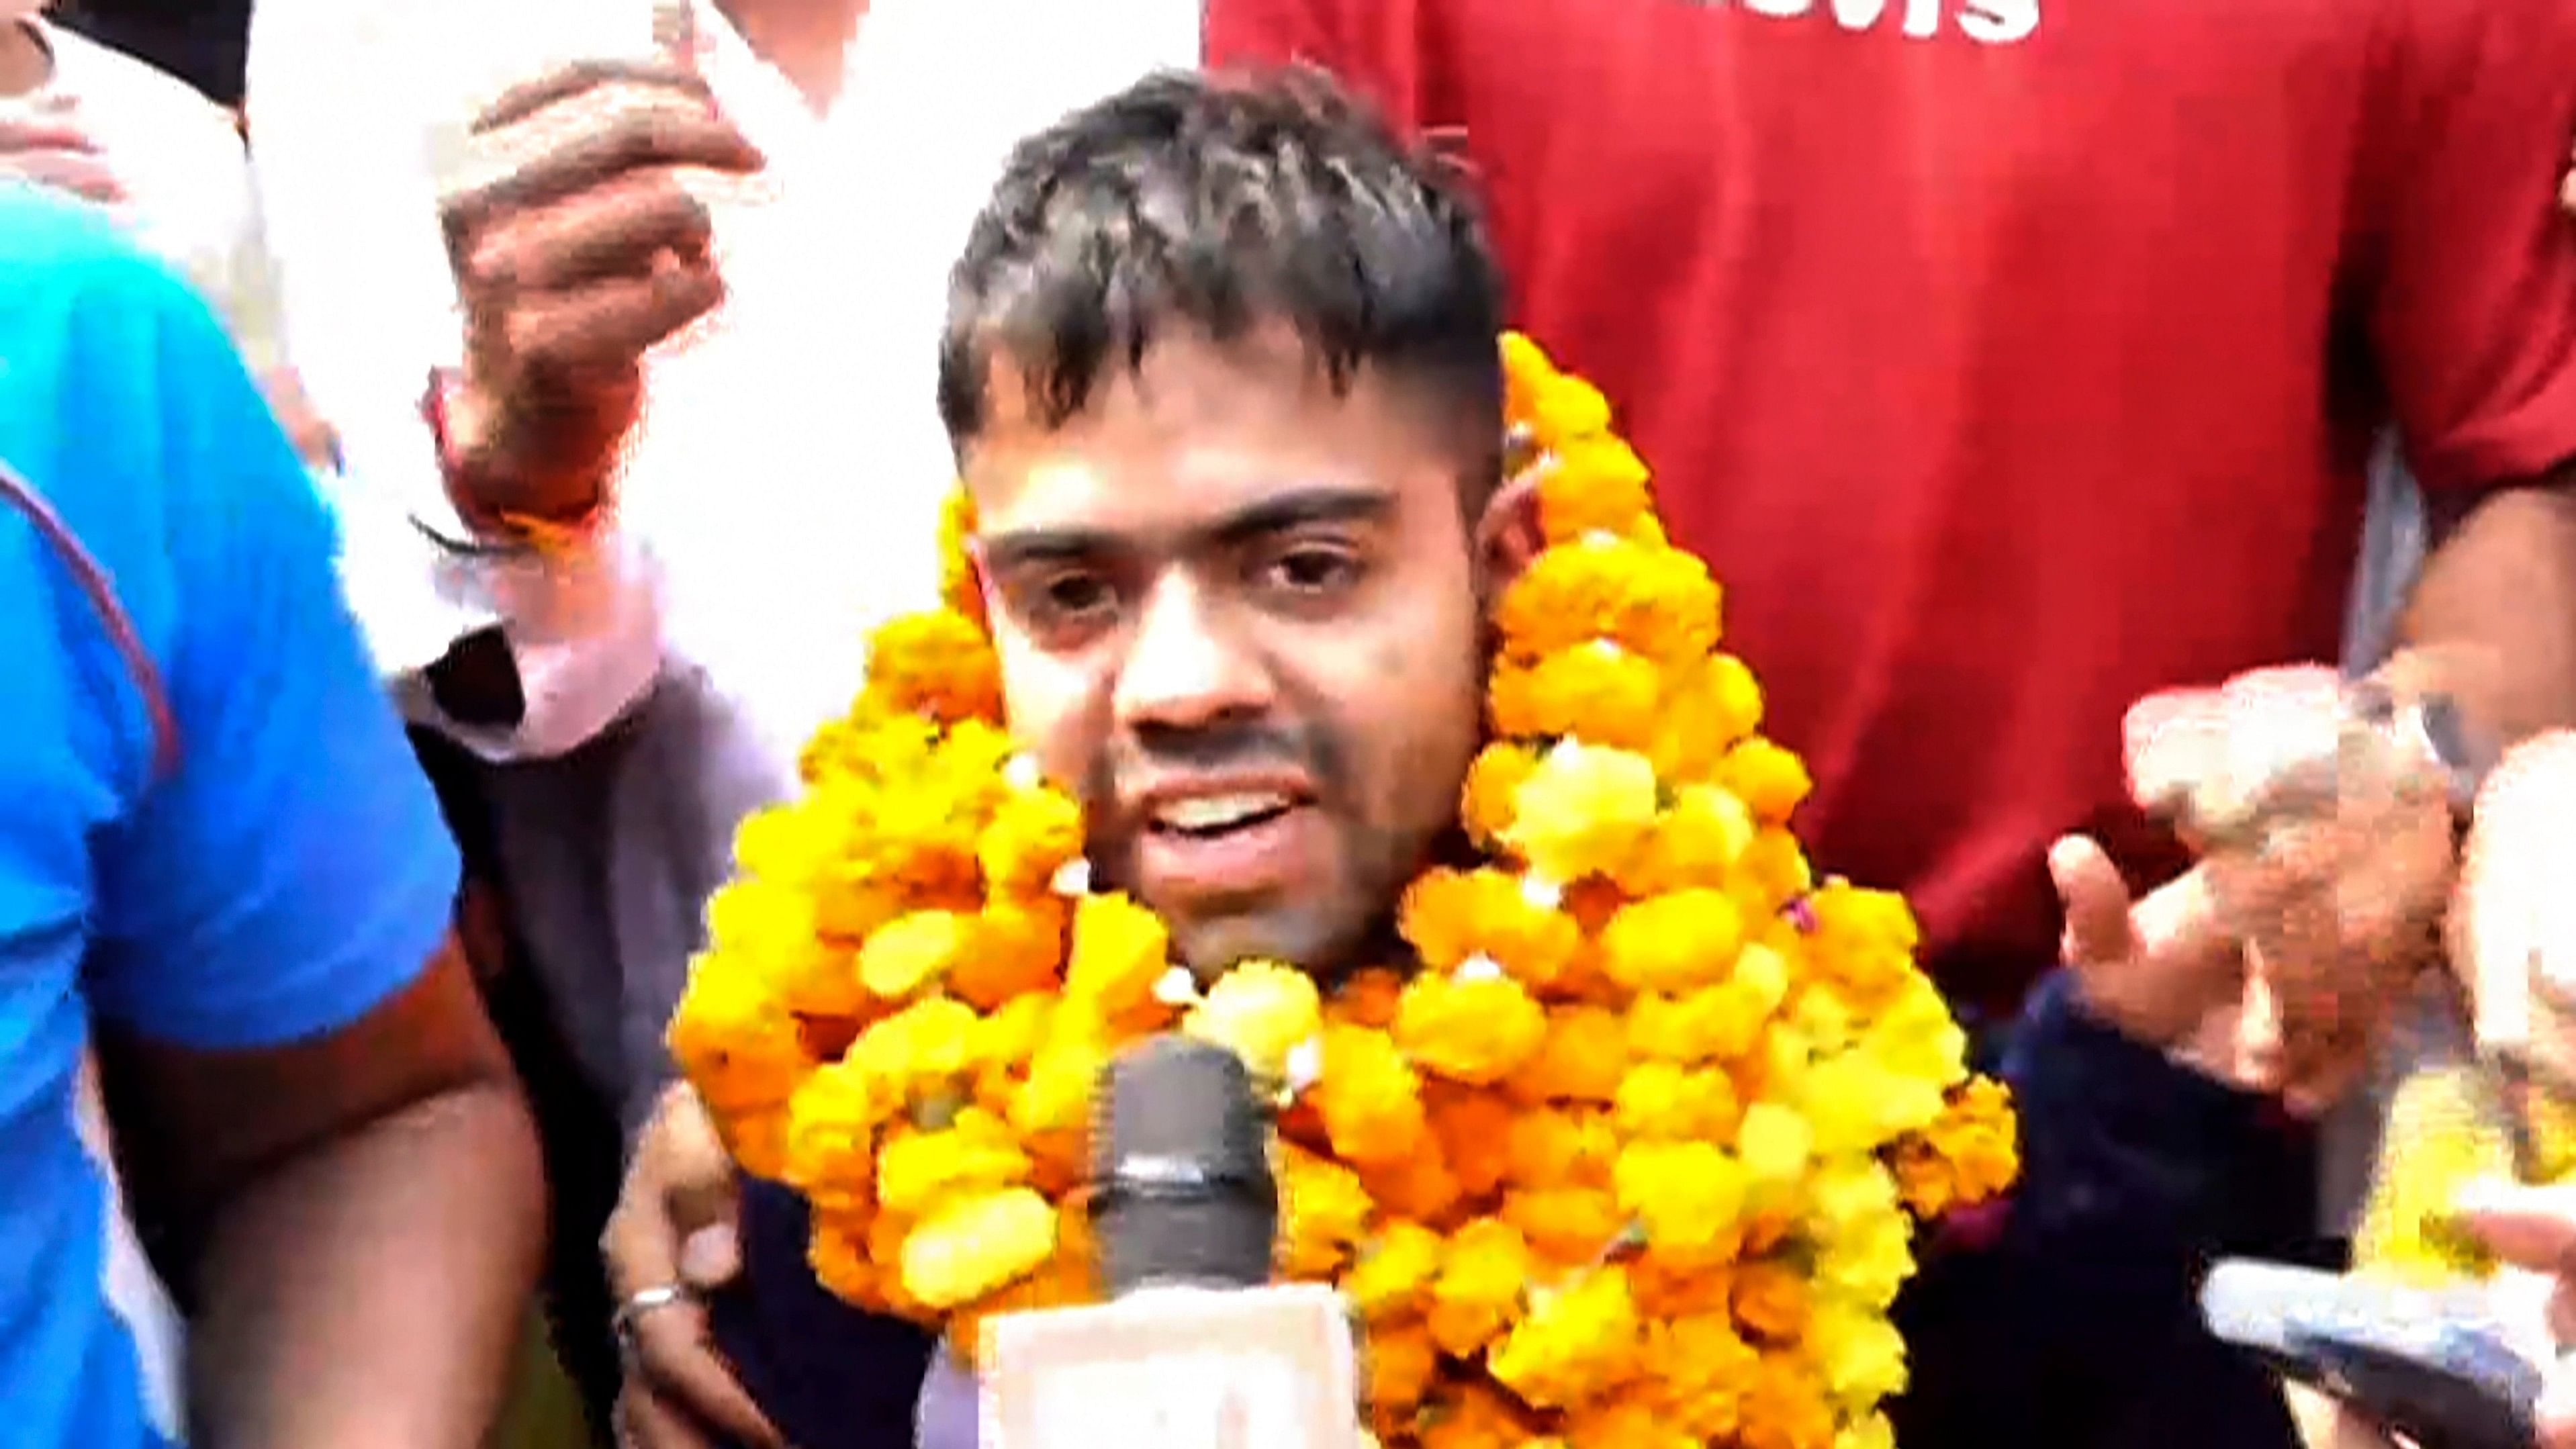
[2354,1065,2517,1283]
[704,880,864,1018]
[1737,1101,1816,1205]
[1279,1144,1374,1278]
[1316,1023,1431,1166]
[1616,785,1757,898]
[1728,1260,1810,1344]
[1006,1019,1105,1150]
[1490,644,1664,751]
[1648,654,1763,785]
[1627,978,1776,1068]
[1796,1049,1943,1158]
[782,1061,884,1217]
[731,801,839,889]
[847,996,979,1107]
[877,1109,1032,1219]
[1890,1076,2020,1219]
[1345,1221,1446,1322]
[1736,829,1814,915]
[1503,1186,1626,1265]
[1806,882,1923,1019]
[1599,890,1747,994]
[1427,1217,1534,1358]
[1183,959,1322,1085]
[1504,740,1661,886]
[1062,892,1170,1019]
[1856,974,1970,1099]
[950,896,1066,1011]
[856,909,970,1001]
[1614,1062,1742,1143]
[1563,1391,1700,1449]
[1633,1261,1739,1323]
[1808,1160,1915,1310]
[1393,970,1549,1086]
[1834,1413,1898,1449]
[1460,742,1538,850]
[1363,1318,1440,1415]
[1737,1356,1837,1449]
[863,610,1003,727]
[1399,867,1583,992]
[1720,737,1814,825]
[1490,1266,1644,1411]
[1500,331,1553,422]
[670,962,809,1122]
[1536,435,1656,546]
[937,485,985,629]
[968,992,1054,1109]
[898,1187,1058,1310]
[978,784,1084,898]
[1533,372,1613,446]
[1615,1140,1747,1270]
[1808,1301,1908,1408]
[1508,1007,1631,1105]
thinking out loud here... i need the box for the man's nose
[1110,576,1275,733]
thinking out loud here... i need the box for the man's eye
[1267,545,1363,595]
[1038,572,1115,618]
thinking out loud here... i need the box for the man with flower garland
[584,67,2571,1449]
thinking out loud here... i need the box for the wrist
[420,368,609,548]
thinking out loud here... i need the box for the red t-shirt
[1205,0,2576,1013]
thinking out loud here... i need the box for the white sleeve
[244,0,667,759]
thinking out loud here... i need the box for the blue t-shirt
[0,185,460,1448]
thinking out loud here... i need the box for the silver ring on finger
[612,1282,695,1364]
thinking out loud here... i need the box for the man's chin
[1163,904,1369,986]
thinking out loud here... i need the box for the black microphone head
[1089,1034,1279,1297]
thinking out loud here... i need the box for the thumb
[2052,835,2136,970]
[2452,1178,2576,1279]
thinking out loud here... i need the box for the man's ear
[1474,473,1545,598]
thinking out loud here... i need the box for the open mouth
[1147,791,1299,840]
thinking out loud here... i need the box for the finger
[473,58,712,131]
[457,174,715,297]
[616,1384,719,1449]
[2283,1383,2404,1449]
[504,256,725,381]
[0,115,100,152]
[2454,1180,2576,1278]
[2125,688,2234,816]
[631,1305,785,1449]
[447,91,762,234]
[2052,835,2136,970]
[0,150,126,204]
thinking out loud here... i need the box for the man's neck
[0,19,55,101]
[715,0,868,115]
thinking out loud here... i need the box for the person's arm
[2360,0,2576,746]
[242,0,665,761]
[76,244,543,1445]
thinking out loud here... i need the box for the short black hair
[937,67,1506,496]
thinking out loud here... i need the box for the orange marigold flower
[1426,1086,1518,1200]
[1494,539,1720,670]
[1728,1260,1810,1344]
[1279,1143,1375,1278]
[1613,1062,1743,1145]
[1504,1108,1618,1190]
[1507,1006,1631,1106]
[863,610,1003,726]
[950,896,1066,1011]
[937,485,986,630]
[1460,741,1538,850]
[1361,1142,1467,1226]
[1062,892,1170,1019]
[782,1060,884,1218]
[1344,1221,1446,1323]
[810,1217,885,1311]
[1502,1186,1627,1265]
[1536,435,1657,545]
[1363,1318,1441,1414]
[1332,967,1408,1029]
[1399,866,1583,992]
[1615,786,1757,898]
[978,784,1084,898]
[1491,644,1665,751]
[1890,1075,2021,1218]
[1735,1356,1837,1449]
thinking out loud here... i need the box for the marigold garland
[670,332,2021,1448]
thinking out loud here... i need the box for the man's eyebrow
[976,485,1398,571]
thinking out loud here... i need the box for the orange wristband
[419,367,606,557]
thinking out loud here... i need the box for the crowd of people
[9,1,2576,1447]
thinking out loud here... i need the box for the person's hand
[2289,1177,2576,1449]
[2452,731,2576,1087]
[434,56,762,522]
[2124,665,2458,1114]
[600,1082,780,1449]
[0,95,124,205]
[2050,835,2249,1080]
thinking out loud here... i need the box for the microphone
[975,1035,1363,1449]
[2200,1258,2544,1449]
[1090,1033,1280,1297]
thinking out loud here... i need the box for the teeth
[1152,792,1290,832]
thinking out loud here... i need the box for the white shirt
[19,17,286,373]
[246,0,1200,1132]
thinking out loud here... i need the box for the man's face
[964,330,1493,982]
